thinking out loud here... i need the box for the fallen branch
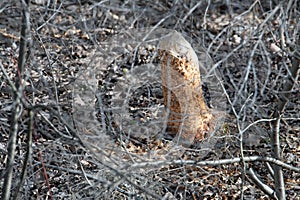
[127,156,300,172]
[247,167,276,199]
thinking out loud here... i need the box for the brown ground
[0,0,299,199]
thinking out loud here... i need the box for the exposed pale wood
[159,31,214,146]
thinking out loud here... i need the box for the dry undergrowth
[0,0,299,199]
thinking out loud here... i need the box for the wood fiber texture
[159,31,214,146]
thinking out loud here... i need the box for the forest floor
[0,0,299,199]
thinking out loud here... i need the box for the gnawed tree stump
[159,31,215,146]
[74,28,223,151]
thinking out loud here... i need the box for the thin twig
[127,156,300,172]
[13,110,34,200]
[1,1,30,199]
[270,9,300,199]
